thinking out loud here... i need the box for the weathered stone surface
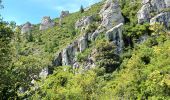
[142,0,150,4]
[137,3,151,24]
[39,16,55,30]
[21,22,32,34]
[165,0,170,7]
[53,53,62,66]
[62,42,78,66]
[60,11,69,18]
[150,12,170,27]
[78,34,88,52]
[138,0,170,24]
[100,0,124,30]
[75,16,93,29]
[151,0,166,12]
[39,67,49,79]
[106,23,124,53]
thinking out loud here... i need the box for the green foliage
[95,39,121,73]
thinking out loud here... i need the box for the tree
[0,21,17,99]
[80,5,84,13]
[95,39,121,73]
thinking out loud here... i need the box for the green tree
[80,5,84,13]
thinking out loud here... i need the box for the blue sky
[1,0,101,25]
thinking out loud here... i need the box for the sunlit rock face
[99,0,124,30]
[75,16,93,29]
[21,22,33,34]
[138,0,170,24]
[106,23,124,53]
[39,16,55,30]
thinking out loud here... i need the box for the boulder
[99,0,124,30]
[39,16,55,30]
[21,22,32,34]
[150,12,170,27]
[75,16,93,29]
[106,23,124,53]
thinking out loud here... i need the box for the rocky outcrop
[59,11,69,26]
[62,42,79,66]
[138,0,170,24]
[60,11,69,18]
[106,23,124,53]
[75,16,93,29]
[78,34,88,52]
[99,0,124,30]
[53,53,62,66]
[137,3,151,24]
[39,16,55,30]
[150,12,170,27]
[21,22,33,34]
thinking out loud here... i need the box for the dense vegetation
[0,0,170,99]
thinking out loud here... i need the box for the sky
[1,0,101,25]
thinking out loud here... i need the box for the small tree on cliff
[80,5,84,13]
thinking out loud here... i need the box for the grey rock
[75,16,93,29]
[137,3,151,24]
[21,22,32,34]
[59,11,69,26]
[62,42,78,66]
[151,0,166,13]
[142,0,150,4]
[53,53,62,66]
[78,34,88,52]
[100,0,124,30]
[39,67,49,79]
[106,23,124,53]
[150,12,170,27]
[165,0,170,7]
[138,0,169,24]
[39,16,55,30]
[60,11,69,18]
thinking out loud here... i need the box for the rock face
[39,16,55,30]
[137,3,151,24]
[59,11,69,26]
[62,42,78,66]
[75,16,93,29]
[78,34,88,52]
[60,11,69,18]
[138,0,170,24]
[21,22,32,34]
[106,23,124,53]
[150,12,170,27]
[100,0,124,30]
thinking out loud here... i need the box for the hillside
[0,0,170,99]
